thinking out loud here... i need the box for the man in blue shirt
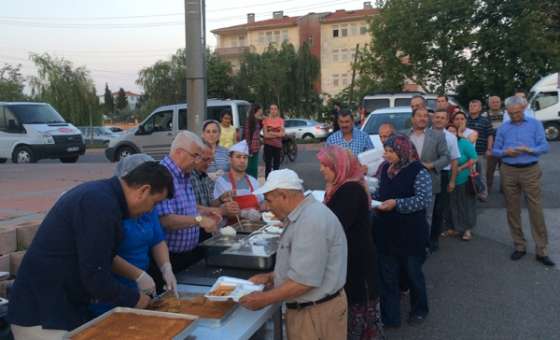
[493,95,553,267]
[8,162,175,338]
[326,110,374,155]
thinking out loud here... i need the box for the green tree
[103,83,114,113]
[116,87,128,111]
[295,42,322,115]
[29,53,100,125]
[207,50,233,98]
[0,63,27,101]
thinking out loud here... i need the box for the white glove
[135,271,155,296]
[160,262,178,298]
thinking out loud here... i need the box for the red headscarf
[317,145,369,204]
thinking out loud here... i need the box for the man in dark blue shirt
[8,162,174,338]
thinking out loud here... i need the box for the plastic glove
[160,262,178,298]
[135,271,155,296]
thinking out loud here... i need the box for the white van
[362,92,463,112]
[0,102,85,163]
[105,99,251,162]
[528,72,560,140]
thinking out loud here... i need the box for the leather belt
[285,290,341,310]
[504,161,537,168]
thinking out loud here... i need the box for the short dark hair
[434,109,448,115]
[337,109,354,120]
[469,99,482,105]
[412,107,429,117]
[411,95,426,103]
[122,161,174,199]
[514,89,527,96]
[221,110,232,120]
[452,111,468,120]
[437,95,449,101]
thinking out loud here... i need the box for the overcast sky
[1,0,370,94]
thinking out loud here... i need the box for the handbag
[468,170,487,201]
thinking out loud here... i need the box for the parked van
[528,72,560,140]
[105,99,251,162]
[0,102,85,163]
[362,92,462,113]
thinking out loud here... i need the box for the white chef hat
[229,140,249,156]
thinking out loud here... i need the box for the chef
[7,162,174,339]
[213,140,263,221]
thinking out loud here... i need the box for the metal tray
[232,220,266,234]
[150,291,238,328]
[63,307,198,340]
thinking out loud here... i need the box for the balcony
[215,46,251,57]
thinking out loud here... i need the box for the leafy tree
[116,87,128,111]
[29,53,100,125]
[207,50,233,99]
[0,63,27,101]
[103,83,114,113]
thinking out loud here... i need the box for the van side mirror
[135,125,146,135]
[534,100,541,111]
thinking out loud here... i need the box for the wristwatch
[195,215,203,223]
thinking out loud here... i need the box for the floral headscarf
[383,134,419,178]
[317,145,369,204]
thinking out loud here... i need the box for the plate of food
[262,211,282,225]
[205,276,264,302]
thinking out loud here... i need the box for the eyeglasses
[178,148,202,161]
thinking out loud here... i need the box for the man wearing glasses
[148,131,219,293]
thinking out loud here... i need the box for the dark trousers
[148,247,204,294]
[486,155,501,191]
[263,144,282,179]
[431,170,451,248]
[378,254,429,326]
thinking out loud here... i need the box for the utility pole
[185,0,207,135]
[348,43,360,108]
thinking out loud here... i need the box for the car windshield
[6,104,65,124]
[362,112,412,135]
[363,98,390,112]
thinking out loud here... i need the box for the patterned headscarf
[317,145,369,204]
[383,134,419,178]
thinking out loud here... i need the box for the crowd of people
[5,93,553,340]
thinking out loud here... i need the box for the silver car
[284,119,330,141]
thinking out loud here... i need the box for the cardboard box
[0,279,14,299]
[16,222,40,250]
[0,227,17,255]
[10,251,26,277]
[0,254,9,274]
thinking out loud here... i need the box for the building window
[351,23,358,36]
[332,49,339,62]
[341,49,348,61]
[360,26,368,35]
[258,32,265,44]
[231,38,238,47]
[282,30,289,42]
[342,74,349,86]
[332,25,339,38]
[341,24,348,37]
[266,31,273,43]
[274,31,281,43]
[333,74,339,87]
[238,35,245,46]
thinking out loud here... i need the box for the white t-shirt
[442,129,461,171]
[463,128,477,146]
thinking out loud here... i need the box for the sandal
[441,229,458,238]
[461,230,472,241]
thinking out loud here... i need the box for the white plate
[205,276,264,302]
[261,211,282,225]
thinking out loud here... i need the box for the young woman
[447,114,478,241]
[244,104,264,178]
[262,104,285,178]
[219,111,237,148]
[202,120,230,175]
[318,145,383,340]
[453,110,478,145]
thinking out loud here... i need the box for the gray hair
[114,153,154,177]
[170,130,204,153]
[504,96,527,108]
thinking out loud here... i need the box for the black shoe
[536,256,555,267]
[510,251,526,261]
[407,314,427,325]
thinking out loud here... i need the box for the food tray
[63,307,198,340]
[150,291,238,328]
[232,220,266,234]
[205,276,264,302]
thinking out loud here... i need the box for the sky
[0,0,370,95]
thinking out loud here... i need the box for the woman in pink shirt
[262,104,285,178]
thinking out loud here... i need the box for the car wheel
[12,146,36,164]
[544,122,560,141]
[60,156,79,163]
[302,133,315,142]
[0,158,7,163]
[116,146,136,161]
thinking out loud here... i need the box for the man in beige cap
[239,169,348,340]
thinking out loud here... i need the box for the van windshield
[6,104,65,124]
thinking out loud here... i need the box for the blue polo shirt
[326,128,374,155]
[8,177,139,331]
[492,117,549,165]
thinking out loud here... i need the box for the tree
[0,63,27,101]
[103,83,114,113]
[29,53,100,125]
[207,50,233,98]
[116,87,128,111]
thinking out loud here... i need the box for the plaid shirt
[156,156,199,253]
[190,170,215,207]
[326,128,374,155]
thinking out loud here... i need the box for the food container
[232,220,266,234]
[63,307,198,340]
[262,212,282,226]
[205,276,264,302]
[200,234,246,258]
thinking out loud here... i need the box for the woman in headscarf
[317,145,383,340]
[374,135,432,328]
[90,154,177,316]
[202,120,230,177]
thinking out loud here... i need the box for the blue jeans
[378,254,429,326]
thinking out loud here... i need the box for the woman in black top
[318,145,383,340]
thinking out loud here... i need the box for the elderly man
[503,89,535,122]
[148,131,219,292]
[8,162,174,339]
[239,169,348,340]
[326,110,374,155]
[467,99,493,200]
[493,96,553,266]
[408,108,450,227]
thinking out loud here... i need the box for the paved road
[2,142,559,339]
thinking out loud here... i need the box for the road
[1,142,560,339]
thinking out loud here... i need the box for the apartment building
[212,2,379,97]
